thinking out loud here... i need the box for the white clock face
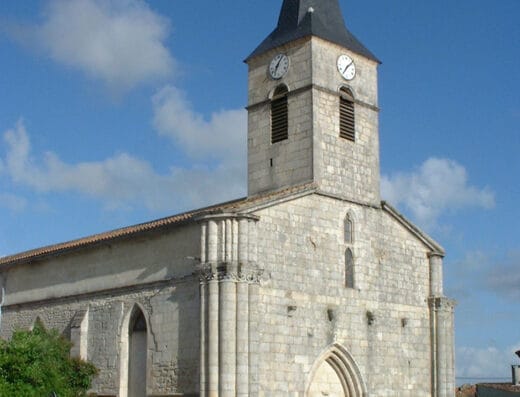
[269,53,289,80]
[337,54,356,81]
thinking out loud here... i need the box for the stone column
[199,278,207,396]
[199,223,208,396]
[236,218,255,397]
[429,253,444,296]
[248,279,260,397]
[207,221,219,397]
[443,300,456,396]
[238,219,249,264]
[430,297,456,397]
[219,269,237,397]
[236,281,249,397]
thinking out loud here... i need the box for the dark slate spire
[246,0,379,62]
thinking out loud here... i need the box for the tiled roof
[0,182,317,267]
[246,0,379,62]
[479,383,520,390]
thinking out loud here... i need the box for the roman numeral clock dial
[337,54,356,81]
[269,53,289,80]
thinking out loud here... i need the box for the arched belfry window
[271,85,289,143]
[345,248,355,288]
[339,87,355,141]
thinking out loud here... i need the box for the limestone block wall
[1,223,202,396]
[247,37,381,206]
[251,194,435,396]
[311,37,381,206]
[247,38,313,107]
[313,88,381,206]
[311,37,379,107]
[2,281,200,396]
[247,38,315,195]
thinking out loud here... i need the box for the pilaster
[429,253,444,296]
[429,296,456,397]
[197,214,262,397]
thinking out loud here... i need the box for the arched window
[345,248,354,288]
[344,213,354,244]
[271,85,289,143]
[339,87,355,141]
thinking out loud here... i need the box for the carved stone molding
[196,262,263,284]
[429,296,457,311]
[195,264,216,283]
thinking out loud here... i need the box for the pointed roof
[246,0,379,62]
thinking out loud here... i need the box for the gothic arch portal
[119,303,150,397]
[306,343,367,397]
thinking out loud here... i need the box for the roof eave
[0,183,319,269]
[245,32,380,64]
[381,201,445,256]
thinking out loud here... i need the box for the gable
[381,201,445,256]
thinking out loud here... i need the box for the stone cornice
[246,83,379,112]
[2,275,192,311]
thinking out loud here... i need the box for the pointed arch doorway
[120,305,148,397]
[306,344,367,397]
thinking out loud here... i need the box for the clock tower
[246,0,381,207]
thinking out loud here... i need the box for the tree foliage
[0,321,98,397]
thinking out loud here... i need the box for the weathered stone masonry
[0,1,456,396]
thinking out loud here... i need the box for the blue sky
[0,0,519,385]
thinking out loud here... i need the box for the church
[0,1,456,396]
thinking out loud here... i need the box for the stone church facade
[0,1,456,396]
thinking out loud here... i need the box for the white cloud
[2,102,246,211]
[29,0,174,92]
[152,86,247,164]
[446,250,520,303]
[0,193,27,212]
[381,158,495,227]
[457,342,520,381]
[486,251,520,300]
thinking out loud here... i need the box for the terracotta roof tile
[0,182,316,267]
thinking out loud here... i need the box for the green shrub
[0,321,98,397]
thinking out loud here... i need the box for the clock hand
[275,57,282,73]
[343,61,352,74]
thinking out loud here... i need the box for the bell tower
[246,0,381,207]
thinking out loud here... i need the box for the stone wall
[247,37,381,207]
[251,193,435,396]
[311,37,381,207]
[1,224,201,396]
[247,38,314,195]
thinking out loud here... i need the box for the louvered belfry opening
[339,87,355,141]
[271,85,289,144]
